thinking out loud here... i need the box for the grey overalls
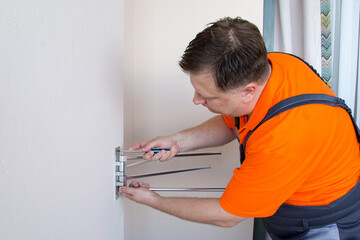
[235,94,360,239]
[234,57,360,239]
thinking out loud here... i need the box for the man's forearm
[148,196,245,227]
[129,115,236,161]
[174,115,236,152]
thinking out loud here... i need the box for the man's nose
[193,92,206,105]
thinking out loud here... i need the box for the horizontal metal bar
[120,148,170,154]
[127,165,211,180]
[173,152,221,157]
[125,151,221,160]
[150,188,225,192]
[126,151,221,167]
[115,183,225,192]
[125,159,152,169]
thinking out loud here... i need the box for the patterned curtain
[321,0,332,87]
[266,0,360,120]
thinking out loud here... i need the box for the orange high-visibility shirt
[219,53,360,217]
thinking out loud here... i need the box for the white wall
[337,0,360,120]
[0,1,125,239]
[273,0,322,73]
[124,1,263,239]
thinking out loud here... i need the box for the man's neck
[246,62,272,120]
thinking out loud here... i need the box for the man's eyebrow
[200,93,216,99]
[197,92,205,97]
[197,92,209,98]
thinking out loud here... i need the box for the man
[120,17,360,239]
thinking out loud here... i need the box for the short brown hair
[179,17,269,91]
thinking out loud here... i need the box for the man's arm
[174,115,237,152]
[120,182,245,227]
[130,115,236,161]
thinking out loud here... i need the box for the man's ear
[241,83,257,103]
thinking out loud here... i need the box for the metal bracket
[115,147,125,199]
[115,147,224,199]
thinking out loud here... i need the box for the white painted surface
[0,1,124,239]
[123,0,263,239]
[274,0,322,73]
[337,0,360,118]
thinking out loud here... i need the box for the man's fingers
[150,150,166,161]
[143,151,154,160]
[120,184,158,204]
[129,181,150,189]
[129,141,148,151]
[143,149,171,161]
[170,145,179,158]
[141,139,162,152]
[119,186,134,195]
[159,150,171,162]
[128,143,141,151]
[129,181,140,188]
[139,182,150,189]
[120,192,132,199]
[130,137,180,161]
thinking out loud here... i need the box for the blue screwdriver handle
[150,148,170,154]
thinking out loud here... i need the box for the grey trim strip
[331,0,341,95]
[263,0,275,52]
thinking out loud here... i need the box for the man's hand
[119,181,245,227]
[129,136,181,162]
[120,181,160,205]
[128,115,236,162]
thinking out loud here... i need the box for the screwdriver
[121,148,170,154]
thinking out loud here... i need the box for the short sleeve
[222,115,235,130]
[219,107,324,217]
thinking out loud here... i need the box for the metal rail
[127,165,211,180]
[124,151,221,160]
[149,188,225,192]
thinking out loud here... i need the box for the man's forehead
[190,71,214,81]
[190,71,218,88]
[190,72,218,92]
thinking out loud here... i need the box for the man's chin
[208,108,236,116]
[207,108,221,114]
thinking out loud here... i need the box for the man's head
[179,17,270,116]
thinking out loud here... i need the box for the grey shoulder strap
[239,94,360,164]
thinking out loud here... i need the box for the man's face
[190,72,246,117]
